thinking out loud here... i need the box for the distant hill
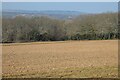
[2,10,85,20]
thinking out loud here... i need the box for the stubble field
[2,40,118,78]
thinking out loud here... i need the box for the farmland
[2,40,118,78]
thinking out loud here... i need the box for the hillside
[2,12,118,43]
[2,10,84,20]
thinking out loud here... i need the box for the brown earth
[2,40,118,78]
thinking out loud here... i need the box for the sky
[2,2,118,13]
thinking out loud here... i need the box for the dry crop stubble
[2,40,118,78]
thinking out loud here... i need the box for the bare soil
[2,40,118,78]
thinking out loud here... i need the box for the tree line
[2,12,119,43]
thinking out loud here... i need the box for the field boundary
[2,40,118,46]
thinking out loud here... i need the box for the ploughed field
[2,40,118,78]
